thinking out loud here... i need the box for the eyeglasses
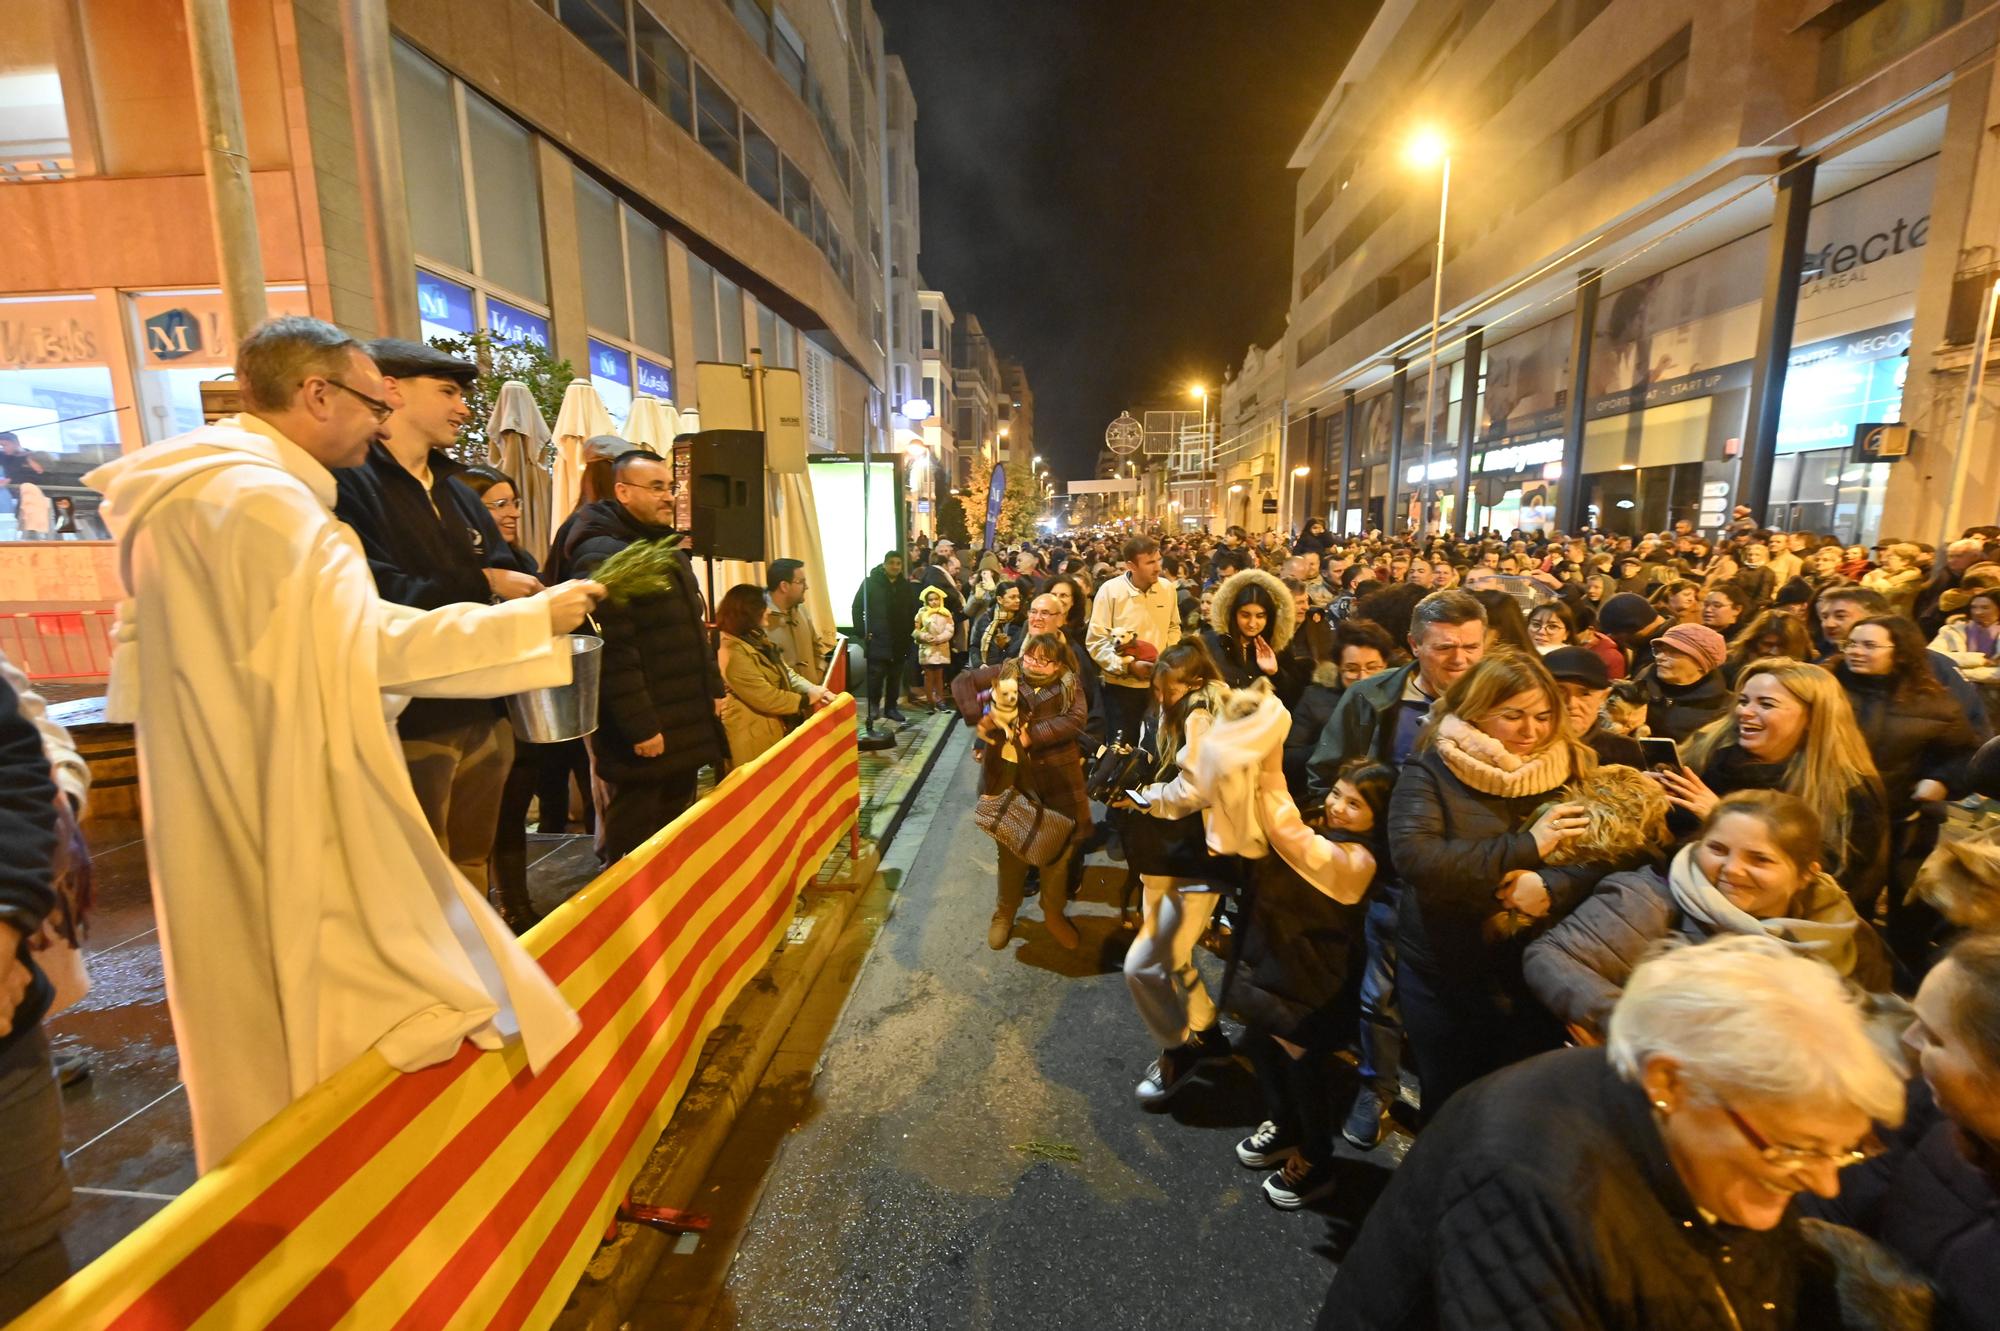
[483,496,521,512]
[1717,1099,1882,1173]
[622,480,673,495]
[325,377,395,423]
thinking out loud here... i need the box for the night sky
[874,1,1381,481]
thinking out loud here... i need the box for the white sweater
[1086,571,1182,688]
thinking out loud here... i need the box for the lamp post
[1408,128,1450,535]
[1189,383,1210,533]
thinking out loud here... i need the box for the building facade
[951,310,1000,490]
[998,358,1034,476]
[1217,340,1287,535]
[1286,0,2000,544]
[0,0,919,533]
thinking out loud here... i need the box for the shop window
[393,42,471,272]
[634,7,693,131]
[487,298,550,348]
[716,272,746,363]
[0,296,120,463]
[575,169,628,339]
[695,66,742,172]
[129,287,311,441]
[636,356,673,402]
[587,338,633,426]
[466,90,546,304]
[560,0,631,77]
[689,255,719,364]
[417,270,477,344]
[743,121,782,209]
[626,208,671,356]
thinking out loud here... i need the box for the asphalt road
[698,729,1408,1330]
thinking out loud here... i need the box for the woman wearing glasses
[1319,935,1906,1330]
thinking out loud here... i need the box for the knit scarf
[1665,843,1861,976]
[1432,712,1573,798]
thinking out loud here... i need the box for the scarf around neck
[1433,712,1573,798]
[1666,843,1860,976]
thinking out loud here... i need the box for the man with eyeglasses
[550,449,728,865]
[84,316,603,1170]
[765,557,833,680]
[334,340,547,903]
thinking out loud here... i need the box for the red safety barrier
[0,609,117,681]
[20,696,861,1330]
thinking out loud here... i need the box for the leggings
[1247,1030,1337,1166]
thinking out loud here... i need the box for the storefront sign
[635,357,674,401]
[131,289,311,370]
[416,271,476,341]
[1854,422,1911,461]
[0,296,107,369]
[486,298,549,348]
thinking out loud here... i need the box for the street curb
[553,724,952,1331]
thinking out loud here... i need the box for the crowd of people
[911,515,2000,1328]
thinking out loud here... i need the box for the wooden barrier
[21,696,861,1331]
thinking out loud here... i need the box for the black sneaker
[1236,1119,1295,1168]
[1185,1025,1234,1063]
[1342,1085,1387,1150]
[1134,1046,1199,1106]
[1263,1155,1339,1209]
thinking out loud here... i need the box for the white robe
[86,416,582,1171]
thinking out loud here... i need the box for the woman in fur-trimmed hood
[1200,566,1296,690]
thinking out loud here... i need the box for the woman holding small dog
[952,632,1091,951]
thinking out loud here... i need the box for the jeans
[402,716,515,893]
[0,1028,71,1324]
[1355,894,1402,1096]
[1124,876,1219,1049]
[1398,957,1560,1124]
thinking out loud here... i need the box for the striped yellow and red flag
[23,697,861,1331]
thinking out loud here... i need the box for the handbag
[975,760,1075,866]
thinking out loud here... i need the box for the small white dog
[985,675,1021,762]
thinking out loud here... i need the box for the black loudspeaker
[673,429,766,561]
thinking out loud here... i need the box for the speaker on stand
[672,429,767,611]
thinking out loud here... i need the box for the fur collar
[1209,567,1296,652]
[1433,712,1573,798]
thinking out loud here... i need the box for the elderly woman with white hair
[1318,935,1907,1331]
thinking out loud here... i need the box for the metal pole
[184,0,267,346]
[1943,281,1999,540]
[1418,156,1450,535]
[1387,360,1409,535]
[341,0,418,337]
[1740,157,1818,525]
[1338,389,1356,535]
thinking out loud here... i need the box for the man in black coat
[0,678,68,1321]
[333,339,544,901]
[852,551,916,722]
[553,451,726,865]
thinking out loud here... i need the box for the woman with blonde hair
[1651,657,1890,909]
[1389,650,1628,1118]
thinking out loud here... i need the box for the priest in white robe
[86,316,605,1171]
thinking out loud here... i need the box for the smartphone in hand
[1638,736,1683,771]
[1123,789,1152,810]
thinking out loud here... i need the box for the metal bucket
[506,634,603,743]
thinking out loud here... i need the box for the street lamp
[1407,127,1450,536]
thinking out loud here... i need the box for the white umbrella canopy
[485,380,554,565]
[622,396,680,456]
[549,380,616,546]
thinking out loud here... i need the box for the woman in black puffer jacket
[1199,567,1295,691]
[1390,652,1622,1119]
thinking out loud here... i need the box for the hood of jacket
[1311,659,1345,690]
[1209,567,1296,652]
[86,416,317,562]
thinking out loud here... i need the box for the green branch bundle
[593,534,686,605]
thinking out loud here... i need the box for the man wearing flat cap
[334,339,546,916]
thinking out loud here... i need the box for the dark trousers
[0,1028,71,1324]
[866,656,905,713]
[1397,958,1560,1124]
[536,738,594,834]
[1102,683,1149,745]
[1247,1029,1338,1167]
[592,768,701,866]
[1355,895,1402,1096]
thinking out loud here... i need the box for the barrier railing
[0,608,117,681]
[21,695,862,1331]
